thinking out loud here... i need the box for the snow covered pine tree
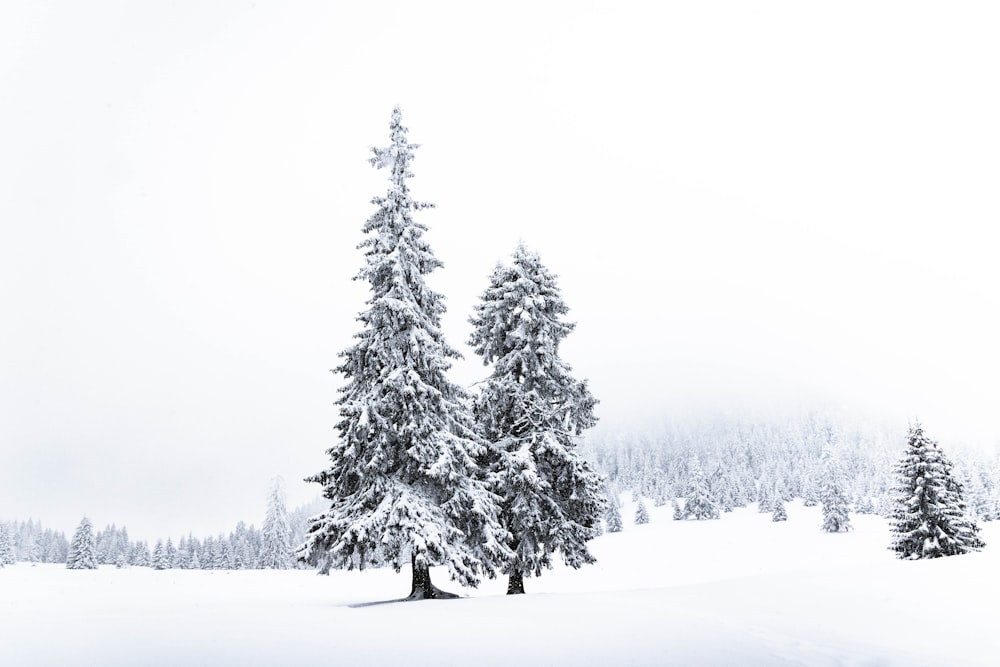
[0,523,15,566]
[299,108,508,600]
[634,498,650,525]
[468,243,606,594]
[260,476,293,569]
[820,450,851,533]
[890,423,984,559]
[607,491,624,533]
[681,453,719,520]
[66,517,97,570]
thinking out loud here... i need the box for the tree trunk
[507,568,525,595]
[407,552,458,600]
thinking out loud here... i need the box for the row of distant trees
[0,520,69,566]
[0,478,316,570]
[62,477,303,570]
[598,420,986,559]
[4,421,986,571]
[591,413,1000,526]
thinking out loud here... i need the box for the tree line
[1,478,316,570]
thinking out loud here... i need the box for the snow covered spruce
[66,516,98,570]
[467,244,606,594]
[299,108,509,600]
[820,450,852,533]
[889,423,984,559]
[260,476,294,569]
[0,523,16,567]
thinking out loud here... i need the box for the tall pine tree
[820,450,851,533]
[468,243,606,595]
[890,423,984,559]
[299,108,508,599]
[260,476,293,569]
[66,517,97,570]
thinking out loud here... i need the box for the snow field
[2,499,998,666]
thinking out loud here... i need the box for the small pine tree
[605,492,624,533]
[672,499,683,521]
[802,484,819,507]
[634,498,650,525]
[0,523,15,566]
[131,542,151,567]
[889,424,984,559]
[682,455,719,520]
[820,451,852,533]
[152,540,168,570]
[772,499,787,522]
[66,517,97,570]
[260,477,293,569]
[757,482,773,513]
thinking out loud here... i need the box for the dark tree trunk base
[403,584,460,601]
[407,553,460,600]
[506,569,525,595]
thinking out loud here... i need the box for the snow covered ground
[3,500,998,666]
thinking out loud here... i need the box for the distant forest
[4,410,996,570]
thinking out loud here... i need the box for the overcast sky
[3,1,999,541]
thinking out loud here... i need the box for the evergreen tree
[802,479,820,507]
[0,523,15,566]
[152,540,168,570]
[757,480,773,513]
[131,542,151,568]
[165,538,177,569]
[820,451,852,533]
[682,454,719,520]
[772,499,787,522]
[889,424,984,559]
[212,537,228,570]
[299,107,508,599]
[671,499,683,521]
[66,517,97,569]
[260,477,293,569]
[634,498,650,525]
[606,492,624,533]
[468,243,606,595]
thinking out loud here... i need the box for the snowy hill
[2,500,997,666]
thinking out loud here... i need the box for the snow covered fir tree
[606,492,624,533]
[678,454,719,520]
[772,499,787,522]
[260,477,293,569]
[467,243,606,595]
[0,523,15,567]
[66,516,97,570]
[298,107,508,599]
[634,498,650,525]
[889,423,984,559]
[820,450,852,533]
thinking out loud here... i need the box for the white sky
[2,1,999,541]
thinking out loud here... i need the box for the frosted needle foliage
[299,108,508,596]
[468,243,606,594]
